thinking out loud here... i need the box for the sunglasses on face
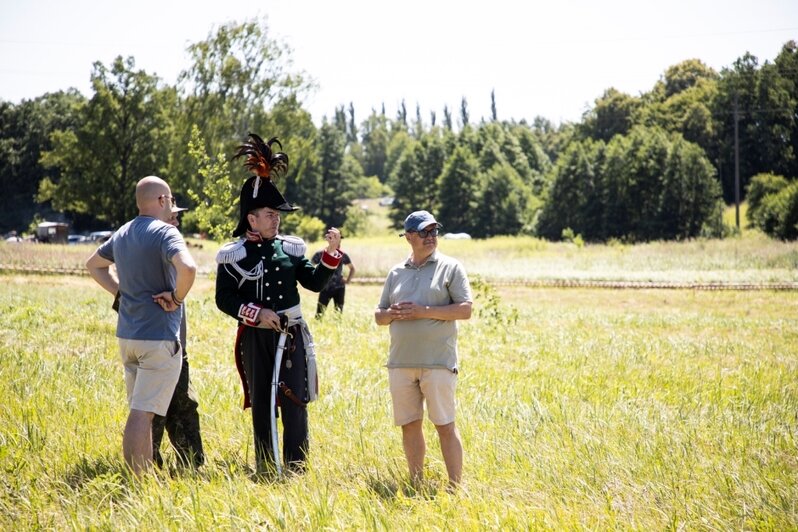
[412,227,439,238]
[159,194,176,207]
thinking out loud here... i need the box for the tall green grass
[1,275,796,529]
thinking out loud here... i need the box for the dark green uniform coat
[215,235,339,470]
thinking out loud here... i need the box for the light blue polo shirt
[378,251,472,370]
[98,216,186,341]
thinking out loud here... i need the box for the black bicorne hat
[232,176,298,237]
[231,133,299,237]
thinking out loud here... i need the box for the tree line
[1,17,797,242]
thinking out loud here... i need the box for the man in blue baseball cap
[375,209,473,490]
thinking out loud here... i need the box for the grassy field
[1,261,797,529]
[4,201,797,284]
[3,229,798,285]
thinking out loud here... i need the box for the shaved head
[135,175,174,221]
[136,176,169,210]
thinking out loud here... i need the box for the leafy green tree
[340,152,368,197]
[254,94,320,214]
[459,97,470,128]
[333,105,348,136]
[384,129,413,190]
[347,102,358,144]
[475,138,506,174]
[436,145,479,233]
[0,90,85,233]
[39,56,173,228]
[774,40,798,179]
[388,141,426,226]
[601,126,669,240]
[540,125,721,242]
[443,105,453,131]
[388,129,451,222]
[753,181,798,239]
[712,52,795,203]
[528,116,573,167]
[185,125,236,241]
[661,59,719,98]
[754,61,796,177]
[314,121,355,228]
[172,18,312,198]
[397,100,408,127]
[579,88,640,142]
[657,134,724,239]
[509,122,553,194]
[657,79,718,151]
[359,110,390,183]
[747,172,790,231]
[537,138,605,240]
[638,60,719,159]
[474,162,537,237]
[417,131,450,209]
[412,103,425,139]
[340,204,369,237]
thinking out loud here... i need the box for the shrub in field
[280,212,326,242]
[470,274,518,329]
[747,173,798,240]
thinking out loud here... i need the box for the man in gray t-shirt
[86,175,197,476]
[375,210,472,490]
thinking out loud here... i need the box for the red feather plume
[232,133,289,180]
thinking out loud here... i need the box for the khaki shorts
[388,367,457,426]
[118,338,182,416]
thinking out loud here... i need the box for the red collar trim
[245,230,263,243]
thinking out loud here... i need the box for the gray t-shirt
[98,216,186,341]
[378,251,472,370]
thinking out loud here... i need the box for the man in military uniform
[215,134,342,474]
[151,202,205,468]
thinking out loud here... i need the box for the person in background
[311,237,355,317]
[374,210,472,490]
[149,202,205,468]
[86,176,197,476]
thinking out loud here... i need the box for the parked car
[68,234,88,244]
[88,230,113,243]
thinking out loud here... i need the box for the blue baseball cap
[403,210,442,233]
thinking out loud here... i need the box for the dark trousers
[240,327,309,471]
[316,285,346,317]
[152,351,204,468]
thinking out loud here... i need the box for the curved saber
[270,324,290,476]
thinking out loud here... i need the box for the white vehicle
[88,230,113,243]
[442,232,471,240]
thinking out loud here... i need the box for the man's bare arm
[86,250,118,296]
[171,249,197,301]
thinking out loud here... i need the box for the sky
[1,0,796,126]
